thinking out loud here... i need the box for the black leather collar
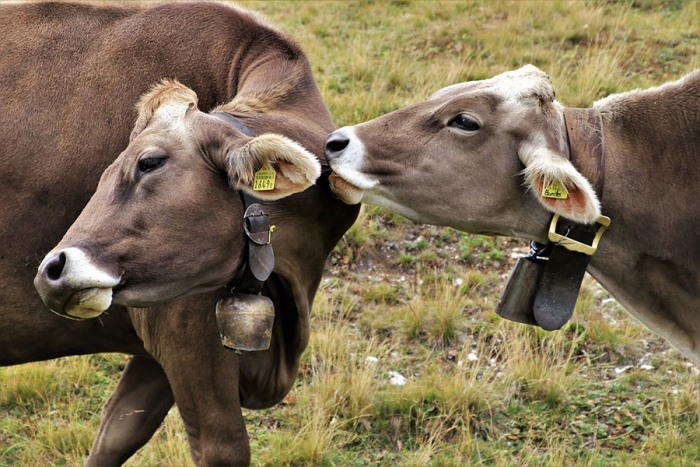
[211,112,275,295]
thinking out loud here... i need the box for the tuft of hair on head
[486,65,557,108]
[130,79,199,140]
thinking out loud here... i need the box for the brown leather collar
[563,108,605,198]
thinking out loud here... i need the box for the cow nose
[44,251,67,281]
[324,131,350,162]
[34,250,73,313]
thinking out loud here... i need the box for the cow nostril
[324,133,350,159]
[46,252,67,281]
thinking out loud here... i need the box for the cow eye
[137,156,167,174]
[448,114,481,132]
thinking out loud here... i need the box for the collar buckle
[548,214,611,256]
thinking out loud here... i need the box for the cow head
[34,80,321,319]
[325,65,600,240]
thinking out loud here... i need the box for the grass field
[1,1,699,466]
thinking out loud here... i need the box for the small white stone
[388,371,407,386]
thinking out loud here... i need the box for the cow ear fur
[226,133,322,200]
[520,146,601,224]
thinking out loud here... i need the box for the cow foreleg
[86,355,174,466]
[163,350,250,467]
[135,300,251,467]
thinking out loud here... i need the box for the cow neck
[495,107,609,331]
[563,107,605,198]
[211,111,275,295]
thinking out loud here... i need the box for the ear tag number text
[253,167,276,191]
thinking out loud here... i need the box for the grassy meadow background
[1,0,699,465]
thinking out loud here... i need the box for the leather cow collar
[211,111,275,295]
[495,108,611,330]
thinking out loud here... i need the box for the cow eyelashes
[448,113,481,132]
[136,156,168,175]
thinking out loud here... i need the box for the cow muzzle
[324,127,376,205]
[34,247,121,319]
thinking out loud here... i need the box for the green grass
[2,0,699,466]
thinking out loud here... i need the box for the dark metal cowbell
[495,255,542,326]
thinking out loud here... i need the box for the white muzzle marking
[38,247,121,317]
[327,127,378,189]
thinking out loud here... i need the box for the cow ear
[225,133,322,200]
[520,146,601,224]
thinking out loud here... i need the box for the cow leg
[85,355,174,466]
[132,301,251,467]
[163,349,250,467]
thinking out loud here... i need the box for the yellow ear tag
[542,179,568,199]
[253,167,276,191]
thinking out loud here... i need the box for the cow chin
[62,287,113,320]
[328,174,365,205]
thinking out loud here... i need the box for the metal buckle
[243,204,272,245]
[548,214,611,256]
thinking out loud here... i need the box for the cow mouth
[59,287,114,320]
[328,174,365,205]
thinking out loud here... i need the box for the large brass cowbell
[216,293,275,351]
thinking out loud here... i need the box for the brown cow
[1,2,358,466]
[325,65,700,365]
